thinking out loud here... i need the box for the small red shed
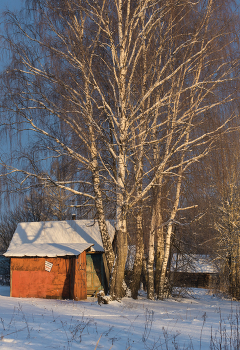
[4,220,115,299]
[5,243,93,300]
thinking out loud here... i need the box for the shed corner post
[70,257,75,300]
[10,258,12,297]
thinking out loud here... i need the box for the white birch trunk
[89,125,115,275]
[131,209,144,299]
[147,205,157,300]
[155,211,165,297]
[147,178,164,300]
[110,0,129,299]
[158,169,183,298]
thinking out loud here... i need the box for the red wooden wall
[10,252,87,300]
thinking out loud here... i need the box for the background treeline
[0,0,239,299]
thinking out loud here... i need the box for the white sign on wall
[45,261,53,272]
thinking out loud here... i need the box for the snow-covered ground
[0,285,239,349]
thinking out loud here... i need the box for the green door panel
[86,254,105,295]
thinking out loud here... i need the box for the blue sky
[0,0,23,12]
[0,0,24,70]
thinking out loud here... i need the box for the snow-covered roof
[4,243,94,258]
[4,220,115,257]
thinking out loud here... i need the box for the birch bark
[110,0,129,298]
[0,0,238,301]
[158,167,183,298]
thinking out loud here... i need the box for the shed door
[73,252,87,300]
[86,253,105,295]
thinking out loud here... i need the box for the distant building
[171,254,219,289]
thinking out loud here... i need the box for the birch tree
[133,0,239,299]
[204,130,240,298]
[0,0,239,299]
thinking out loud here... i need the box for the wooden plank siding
[10,252,87,300]
[172,272,219,289]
